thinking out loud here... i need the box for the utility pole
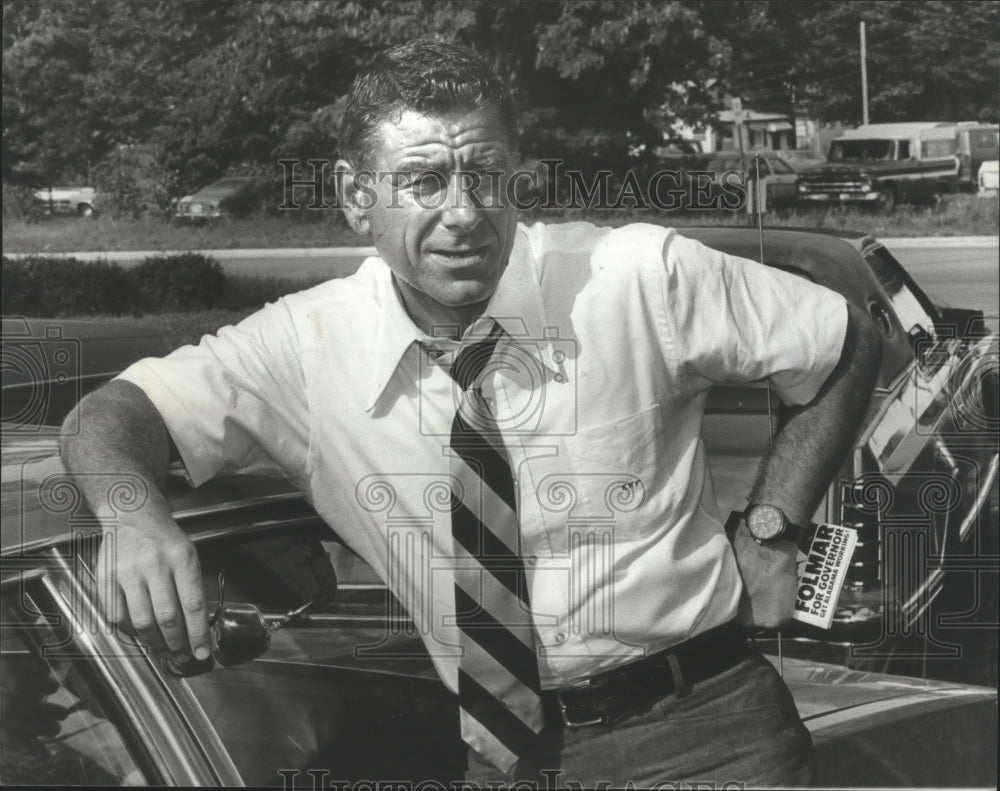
[860,21,869,125]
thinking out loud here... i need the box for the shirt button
[553,632,567,645]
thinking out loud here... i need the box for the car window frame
[1,549,243,786]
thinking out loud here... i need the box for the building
[667,106,822,154]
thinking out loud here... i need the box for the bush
[131,253,226,311]
[2,184,41,221]
[92,144,178,219]
[1,253,318,317]
[2,257,137,316]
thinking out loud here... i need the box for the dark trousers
[465,648,814,788]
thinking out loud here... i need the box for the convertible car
[1,227,997,786]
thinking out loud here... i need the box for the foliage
[2,257,136,315]
[92,144,178,218]
[131,253,226,311]
[703,0,1000,122]
[1,183,39,220]
[3,0,998,195]
[1,253,322,317]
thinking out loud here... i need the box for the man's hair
[339,38,517,168]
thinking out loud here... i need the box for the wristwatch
[744,503,807,545]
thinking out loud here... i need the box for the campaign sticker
[793,523,858,629]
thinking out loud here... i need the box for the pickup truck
[796,123,960,211]
[31,186,98,217]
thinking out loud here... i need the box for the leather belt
[547,620,749,728]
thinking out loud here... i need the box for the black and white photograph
[2,1,998,788]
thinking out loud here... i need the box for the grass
[2,213,361,254]
[3,194,996,254]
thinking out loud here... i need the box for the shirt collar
[364,226,560,412]
[365,261,425,412]
[479,228,560,375]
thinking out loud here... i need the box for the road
[884,239,999,328]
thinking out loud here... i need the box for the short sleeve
[660,234,848,406]
[116,299,310,486]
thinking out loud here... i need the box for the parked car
[778,148,827,172]
[173,177,262,222]
[797,123,961,211]
[2,227,997,786]
[31,187,98,218]
[954,122,999,192]
[698,150,801,208]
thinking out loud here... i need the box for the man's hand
[96,513,211,661]
[61,380,211,661]
[730,520,798,629]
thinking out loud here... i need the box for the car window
[864,246,939,342]
[181,523,465,784]
[969,129,999,149]
[922,138,956,158]
[829,139,895,160]
[1,583,148,786]
[769,157,794,174]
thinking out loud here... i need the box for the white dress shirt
[118,221,847,690]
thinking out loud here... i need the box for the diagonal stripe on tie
[459,669,543,760]
[454,586,540,690]
[453,571,533,648]
[451,414,517,512]
[460,639,543,713]
[451,499,529,604]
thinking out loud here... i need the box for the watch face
[748,504,785,541]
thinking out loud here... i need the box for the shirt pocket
[561,404,678,541]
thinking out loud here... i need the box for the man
[61,39,881,786]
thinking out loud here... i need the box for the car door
[763,157,798,206]
[1,547,241,786]
[169,517,466,786]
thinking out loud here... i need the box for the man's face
[349,105,517,329]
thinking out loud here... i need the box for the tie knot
[451,324,504,391]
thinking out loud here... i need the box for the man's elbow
[59,385,111,470]
[59,380,168,473]
[845,302,883,392]
[857,310,882,387]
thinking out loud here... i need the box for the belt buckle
[556,696,607,728]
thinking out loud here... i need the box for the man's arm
[752,301,882,523]
[734,302,883,626]
[60,380,211,661]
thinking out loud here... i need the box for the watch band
[745,503,808,544]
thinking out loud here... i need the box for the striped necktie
[447,323,543,773]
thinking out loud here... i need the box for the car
[2,227,997,786]
[697,150,801,208]
[31,187,98,218]
[172,177,262,222]
[797,124,961,211]
[778,149,827,172]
